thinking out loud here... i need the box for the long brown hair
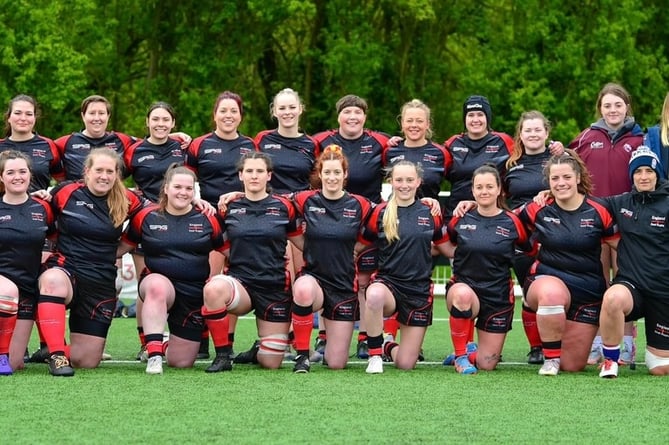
[595,82,633,118]
[84,148,129,227]
[157,164,196,212]
[4,94,39,137]
[544,148,593,196]
[472,163,507,210]
[507,110,551,168]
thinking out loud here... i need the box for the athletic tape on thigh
[209,275,241,310]
[258,334,290,356]
[536,305,565,315]
[645,348,669,370]
[0,295,19,314]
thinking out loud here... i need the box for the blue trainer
[454,354,477,375]
[443,342,478,366]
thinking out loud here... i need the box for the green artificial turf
[2,297,659,445]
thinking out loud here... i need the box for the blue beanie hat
[463,95,492,129]
[628,147,663,182]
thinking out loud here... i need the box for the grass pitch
[2,298,662,445]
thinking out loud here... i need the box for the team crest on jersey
[495,226,510,237]
[543,216,561,225]
[619,208,633,218]
[580,218,595,228]
[31,212,44,222]
[0,215,11,222]
[149,224,168,231]
[485,145,500,153]
[650,216,666,228]
[188,223,204,233]
[75,200,94,210]
[417,216,431,227]
[32,148,47,158]
[204,148,222,155]
[422,154,438,164]
[342,209,357,218]
[266,207,281,217]
[171,149,183,157]
[459,223,476,231]
[360,144,373,154]
[308,206,326,214]
[138,154,155,163]
[590,141,604,149]
[623,144,633,153]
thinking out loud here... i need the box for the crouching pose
[202,152,303,372]
[599,149,669,377]
[361,160,452,373]
[118,165,224,374]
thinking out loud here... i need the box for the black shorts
[476,302,514,333]
[446,278,515,307]
[615,279,669,350]
[371,277,433,327]
[17,288,38,321]
[525,265,605,325]
[166,280,206,342]
[320,283,359,322]
[67,274,117,338]
[356,247,378,272]
[237,278,291,323]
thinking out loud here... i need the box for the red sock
[37,296,67,354]
[0,313,18,354]
[201,306,230,348]
[450,316,470,357]
[522,309,542,348]
[292,313,313,353]
[467,319,475,343]
[357,331,367,342]
[383,315,400,338]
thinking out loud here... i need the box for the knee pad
[0,295,18,315]
[208,275,241,311]
[536,305,565,315]
[258,334,290,356]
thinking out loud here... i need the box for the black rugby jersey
[362,200,447,291]
[124,206,224,283]
[55,131,134,180]
[49,182,144,282]
[186,132,257,203]
[294,190,373,292]
[518,197,618,276]
[0,197,54,294]
[444,132,513,215]
[221,194,302,287]
[448,209,529,298]
[124,138,185,202]
[382,141,452,200]
[255,130,318,194]
[312,129,388,203]
[0,135,63,191]
[504,151,551,210]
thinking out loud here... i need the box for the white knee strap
[258,334,290,356]
[536,305,565,315]
[209,275,241,310]
[0,295,18,315]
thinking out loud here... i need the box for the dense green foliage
[1,0,668,144]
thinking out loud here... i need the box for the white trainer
[538,358,560,376]
[366,355,384,374]
[145,355,163,375]
[599,359,619,378]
